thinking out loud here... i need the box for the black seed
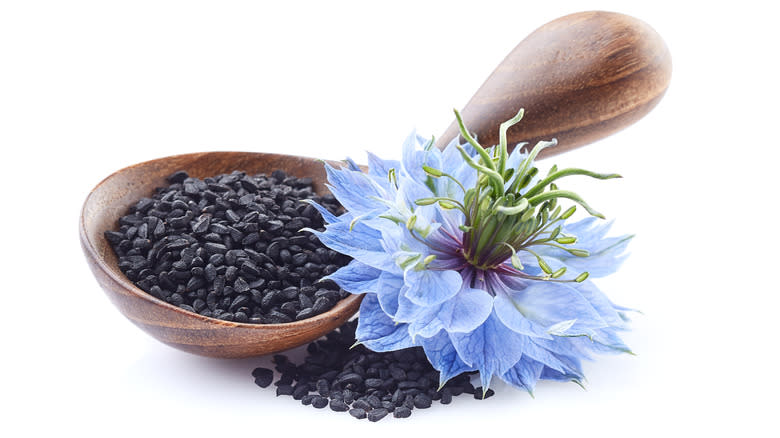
[316,379,329,396]
[474,388,495,399]
[367,408,389,422]
[233,277,250,293]
[329,399,349,412]
[365,378,383,389]
[337,373,363,387]
[167,170,189,183]
[204,242,227,254]
[440,388,453,404]
[311,396,328,409]
[349,408,367,419]
[292,384,309,400]
[413,393,432,409]
[393,406,412,418]
[252,368,273,388]
[311,297,332,314]
[351,399,372,411]
[276,384,294,396]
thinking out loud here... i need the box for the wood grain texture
[80,152,362,358]
[435,11,672,158]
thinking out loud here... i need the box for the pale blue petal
[493,292,553,340]
[344,157,361,171]
[356,294,415,351]
[571,280,627,328]
[401,131,441,179]
[420,332,476,387]
[407,306,444,340]
[562,235,632,278]
[393,285,425,323]
[307,221,396,272]
[449,311,527,389]
[366,151,400,179]
[523,338,584,377]
[436,286,494,333]
[540,365,583,383]
[506,281,608,337]
[324,260,381,294]
[501,356,544,393]
[403,268,462,306]
[376,272,403,317]
[538,218,633,278]
[324,162,388,215]
[572,328,633,354]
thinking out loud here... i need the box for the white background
[1,1,778,436]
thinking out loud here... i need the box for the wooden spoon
[80,11,670,358]
[436,11,672,156]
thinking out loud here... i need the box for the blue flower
[306,110,635,395]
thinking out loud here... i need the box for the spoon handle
[436,11,672,158]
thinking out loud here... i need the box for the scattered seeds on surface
[255,319,494,422]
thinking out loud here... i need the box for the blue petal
[449,311,527,389]
[437,286,494,333]
[401,130,441,184]
[324,162,389,215]
[539,218,633,278]
[420,331,475,387]
[570,280,628,328]
[367,151,400,179]
[571,328,633,354]
[403,268,462,306]
[325,260,381,294]
[344,157,361,171]
[523,338,585,377]
[393,286,425,323]
[407,307,444,340]
[307,220,396,272]
[501,356,544,393]
[540,365,584,383]
[356,294,415,351]
[376,272,403,317]
[504,281,608,337]
[493,292,553,340]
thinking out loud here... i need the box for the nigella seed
[393,406,412,418]
[252,367,274,388]
[365,378,383,389]
[292,384,310,400]
[349,408,367,419]
[276,384,294,396]
[474,388,495,399]
[311,297,332,315]
[311,396,328,409]
[167,170,189,184]
[440,388,453,404]
[366,408,389,422]
[329,399,349,412]
[413,393,432,409]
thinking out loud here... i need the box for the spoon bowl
[80,151,363,358]
[80,11,671,358]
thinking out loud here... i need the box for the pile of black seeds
[105,169,351,323]
[253,320,495,422]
